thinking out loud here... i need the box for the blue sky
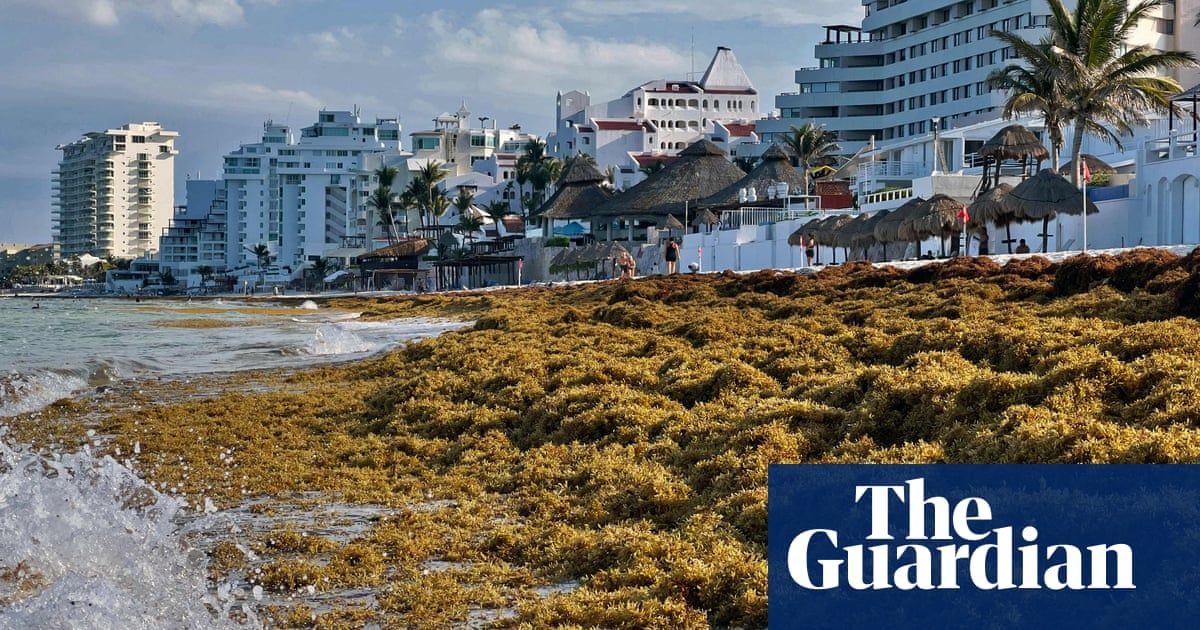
[0,0,862,243]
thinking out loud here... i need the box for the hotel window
[1156,18,1174,34]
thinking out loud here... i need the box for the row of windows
[641,97,755,112]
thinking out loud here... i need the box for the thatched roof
[580,241,628,262]
[561,156,607,185]
[907,194,965,239]
[1056,154,1116,177]
[813,214,855,246]
[967,183,1016,230]
[659,214,685,230]
[979,124,1049,161]
[787,217,824,246]
[596,139,746,218]
[539,158,614,220]
[550,246,580,267]
[1004,169,1098,219]
[873,197,925,242]
[850,210,891,248]
[697,143,805,209]
[832,213,873,248]
[359,238,430,259]
[691,208,720,227]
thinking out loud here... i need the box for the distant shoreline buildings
[34,9,1200,292]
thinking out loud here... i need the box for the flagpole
[1081,161,1088,253]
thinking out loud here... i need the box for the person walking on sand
[664,238,680,275]
[618,250,637,280]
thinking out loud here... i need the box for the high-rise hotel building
[53,122,178,258]
[221,110,405,270]
[758,0,1182,156]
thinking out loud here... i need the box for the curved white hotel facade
[758,0,1183,156]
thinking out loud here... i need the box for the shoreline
[7,248,1200,627]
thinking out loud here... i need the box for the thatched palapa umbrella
[832,214,869,249]
[873,197,926,260]
[1004,169,1098,253]
[906,194,966,256]
[1056,154,1116,179]
[849,209,891,260]
[659,214,684,238]
[691,208,720,232]
[814,214,854,263]
[978,124,1049,189]
[968,183,1016,253]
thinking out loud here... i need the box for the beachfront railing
[860,187,913,207]
[723,206,818,229]
[1145,130,1199,163]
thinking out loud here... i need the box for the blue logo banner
[768,465,1200,629]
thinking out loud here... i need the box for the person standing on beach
[664,238,680,275]
[618,251,637,280]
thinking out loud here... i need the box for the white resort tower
[53,122,178,258]
[758,0,1182,156]
[221,110,406,271]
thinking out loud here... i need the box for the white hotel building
[548,47,761,188]
[221,110,406,270]
[53,122,178,259]
[757,0,1183,157]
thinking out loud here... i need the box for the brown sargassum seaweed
[32,248,1200,628]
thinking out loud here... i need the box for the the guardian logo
[787,478,1135,591]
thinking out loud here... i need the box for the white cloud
[204,82,323,113]
[563,0,862,28]
[419,9,687,108]
[1,0,246,27]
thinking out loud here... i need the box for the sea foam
[0,434,253,628]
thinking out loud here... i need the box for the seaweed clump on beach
[74,247,1200,628]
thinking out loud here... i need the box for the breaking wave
[0,360,147,418]
[0,432,254,629]
[297,324,380,356]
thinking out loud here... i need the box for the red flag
[1081,160,1091,182]
[957,205,970,222]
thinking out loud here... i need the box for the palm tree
[997,0,1194,184]
[989,41,1069,170]
[452,188,475,218]
[484,200,510,223]
[310,258,331,293]
[374,164,398,189]
[251,243,271,270]
[367,186,398,246]
[456,214,485,245]
[783,123,840,195]
[734,156,758,173]
[412,161,449,227]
